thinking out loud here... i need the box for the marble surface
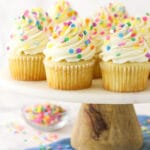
[0,68,150,104]
[0,86,149,150]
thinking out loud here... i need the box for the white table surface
[1,68,150,104]
[0,87,150,150]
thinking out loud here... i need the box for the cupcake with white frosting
[8,8,51,81]
[100,22,150,92]
[44,20,96,90]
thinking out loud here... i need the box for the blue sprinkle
[106,45,111,51]
[118,33,124,38]
[36,21,40,25]
[28,19,33,24]
[68,48,74,54]
[85,39,91,45]
[71,24,76,28]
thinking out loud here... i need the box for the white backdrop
[0,0,150,54]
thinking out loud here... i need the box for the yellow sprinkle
[141,28,145,33]
[23,45,30,49]
[47,43,54,48]
[32,8,42,13]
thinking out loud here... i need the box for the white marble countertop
[0,87,150,150]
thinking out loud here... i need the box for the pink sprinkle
[100,31,105,35]
[6,46,10,51]
[124,15,128,19]
[88,36,92,40]
[93,31,97,35]
[95,18,99,23]
[106,35,110,40]
[29,26,33,29]
[10,34,14,39]
[32,12,37,17]
[118,42,126,46]
[145,52,150,58]
[72,16,77,20]
[64,22,68,26]
[45,12,49,17]
[23,35,28,40]
[107,23,112,28]
[23,10,29,17]
[114,14,118,18]
[128,28,133,33]
[34,118,42,124]
[67,21,72,26]
[143,16,148,22]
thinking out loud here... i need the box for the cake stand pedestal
[71,104,142,150]
[0,68,149,150]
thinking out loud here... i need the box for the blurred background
[1,0,150,46]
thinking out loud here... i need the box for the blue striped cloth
[26,115,150,150]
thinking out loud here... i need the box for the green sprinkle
[116,53,121,57]
[90,25,93,30]
[22,15,25,20]
[39,145,46,150]
[83,30,87,35]
[146,12,150,16]
[112,8,115,12]
[127,22,131,27]
[37,24,43,30]
[131,37,136,41]
[100,20,104,25]
[111,25,116,30]
[77,54,82,59]
[41,17,46,21]
[64,37,69,42]
[17,26,21,30]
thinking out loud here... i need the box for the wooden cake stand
[0,68,149,150]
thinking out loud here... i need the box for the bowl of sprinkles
[22,103,68,131]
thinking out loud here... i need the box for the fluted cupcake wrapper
[93,55,101,79]
[44,60,95,90]
[9,54,46,81]
[100,62,150,92]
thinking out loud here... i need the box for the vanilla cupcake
[8,8,51,81]
[44,21,95,90]
[100,23,150,92]
[50,0,78,25]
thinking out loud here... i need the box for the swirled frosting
[9,8,51,56]
[44,21,96,62]
[133,15,150,47]
[107,2,128,25]
[50,0,78,24]
[80,18,104,54]
[100,23,150,64]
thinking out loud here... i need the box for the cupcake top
[44,20,96,62]
[107,2,128,25]
[94,7,113,35]
[100,23,150,64]
[133,15,150,45]
[50,0,78,24]
[81,17,103,54]
[8,8,51,56]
